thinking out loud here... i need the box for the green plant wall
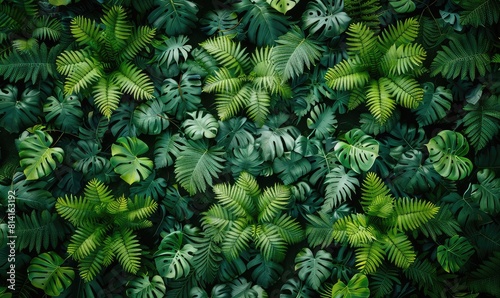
[0,0,499,297]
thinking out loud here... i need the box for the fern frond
[93,76,123,118]
[61,56,104,95]
[361,172,391,209]
[32,16,62,41]
[68,225,108,260]
[221,219,252,260]
[106,196,128,215]
[269,213,304,244]
[393,197,439,231]
[431,31,492,81]
[84,178,114,204]
[201,205,237,242]
[366,79,396,124]
[306,211,336,248]
[101,6,132,54]
[348,85,367,110]
[215,83,252,120]
[469,251,500,296]
[78,246,107,282]
[0,43,60,84]
[463,95,500,151]
[333,213,375,246]
[344,0,381,32]
[112,228,142,274]
[114,62,154,100]
[383,76,423,109]
[70,15,102,47]
[257,184,291,222]
[366,195,394,218]
[459,0,500,27]
[235,172,262,199]
[213,182,255,218]
[378,17,419,51]
[255,224,288,262]
[380,43,426,76]
[16,210,65,254]
[246,88,271,127]
[125,195,158,222]
[383,231,415,269]
[346,22,379,63]
[325,56,370,91]
[403,258,439,294]
[203,68,244,93]
[0,4,24,31]
[355,240,385,274]
[56,195,99,227]
[200,35,251,75]
[119,26,156,61]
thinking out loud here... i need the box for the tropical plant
[56,5,156,118]
[55,178,158,281]
[325,18,426,123]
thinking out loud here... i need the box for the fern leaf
[125,195,158,222]
[246,88,271,127]
[469,251,500,296]
[381,43,426,77]
[0,4,24,31]
[56,51,104,95]
[255,224,288,262]
[378,17,419,51]
[344,0,381,32]
[55,195,99,227]
[393,197,439,231]
[113,229,141,274]
[32,16,62,41]
[83,178,114,204]
[257,184,291,222]
[305,211,336,248]
[369,265,400,298]
[101,6,132,54]
[221,220,253,260]
[215,83,252,121]
[236,171,262,199]
[200,35,251,75]
[120,26,156,61]
[269,213,304,244]
[383,76,423,109]
[271,26,323,81]
[366,79,396,124]
[78,245,109,282]
[361,172,391,209]
[459,0,500,27]
[92,76,122,118]
[403,258,438,294]
[201,205,236,242]
[16,210,65,254]
[346,22,378,63]
[213,182,255,218]
[70,15,102,47]
[68,225,108,260]
[114,62,154,100]
[383,232,415,269]
[203,68,244,94]
[463,95,500,152]
[355,240,385,274]
[324,166,359,209]
[431,31,492,81]
[325,56,370,91]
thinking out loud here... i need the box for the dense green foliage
[1,0,500,297]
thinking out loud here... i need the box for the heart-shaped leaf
[19,130,64,180]
[334,128,379,174]
[28,251,75,296]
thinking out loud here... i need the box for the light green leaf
[334,128,379,174]
[28,251,75,296]
[19,130,64,180]
[266,0,300,14]
[329,273,370,298]
[182,111,219,140]
[110,137,153,185]
[154,231,197,279]
[437,235,475,273]
[295,248,333,290]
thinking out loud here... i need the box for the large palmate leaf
[257,113,300,161]
[437,235,475,273]
[126,275,166,298]
[307,103,337,139]
[154,231,197,279]
[393,149,441,194]
[302,0,351,39]
[0,85,42,133]
[110,137,153,185]
[462,95,500,151]
[28,251,75,296]
[471,169,500,214]
[272,152,312,185]
[325,273,370,298]
[247,254,283,288]
[426,130,473,181]
[133,98,169,135]
[295,248,333,290]
[159,71,202,120]
[182,111,219,140]
[174,139,225,195]
[148,0,198,36]
[271,26,323,81]
[324,166,359,209]
[19,130,64,180]
[334,128,379,174]
[266,0,300,14]
[154,131,182,169]
[43,87,83,133]
[281,278,315,298]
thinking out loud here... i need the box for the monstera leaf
[126,275,166,298]
[426,130,473,181]
[334,129,379,174]
[0,84,42,133]
[437,235,475,273]
[302,0,351,39]
[266,0,300,14]
[133,98,170,135]
[154,231,197,279]
[295,248,333,290]
[281,278,315,298]
[110,137,153,185]
[19,130,64,180]
[327,273,370,298]
[471,169,500,214]
[43,88,82,133]
[182,111,219,140]
[148,0,198,36]
[27,251,75,296]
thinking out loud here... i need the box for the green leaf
[437,235,475,273]
[43,87,83,133]
[280,278,315,298]
[471,169,500,214]
[334,128,379,174]
[154,131,182,169]
[393,149,441,194]
[307,103,338,139]
[257,113,300,161]
[133,98,170,135]
[19,130,64,180]
[355,240,386,274]
[16,210,66,254]
[414,83,452,127]
[148,0,198,36]
[389,0,416,13]
[393,197,439,231]
[182,111,219,140]
[174,139,225,195]
[247,254,283,288]
[114,62,154,100]
[327,273,370,298]
[324,166,359,209]
[28,251,75,296]
[0,85,42,133]
[266,0,300,14]
[463,95,500,152]
[272,26,323,81]
[295,248,333,290]
[302,0,351,39]
[159,71,202,120]
[273,151,312,185]
[110,137,153,185]
[155,231,197,279]
[126,275,166,298]
[426,130,473,181]
[112,229,142,274]
[383,231,415,269]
